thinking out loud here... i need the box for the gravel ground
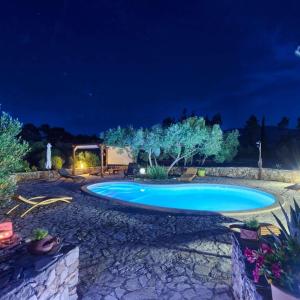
[1,176,297,299]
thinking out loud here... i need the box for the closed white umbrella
[45,143,52,170]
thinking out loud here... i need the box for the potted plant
[241,218,260,240]
[197,168,206,177]
[244,199,300,299]
[27,228,60,255]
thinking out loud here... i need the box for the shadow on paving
[2,179,239,299]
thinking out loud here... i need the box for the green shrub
[20,160,31,172]
[52,155,64,170]
[146,165,168,179]
[197,168,206,177]
[39,148,65,170]
[38,157,46,170]
[85,152,100,167]
[244,218,260,230]
[33,228,48,240]
[31,165,38,172]
[76,151,100,168]
[0,111,29,202]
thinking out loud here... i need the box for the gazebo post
[100,144,104,177]
[72,145,76,175]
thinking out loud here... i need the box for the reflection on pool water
[86,182,276,213]
[87,182,276,212]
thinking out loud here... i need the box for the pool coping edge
[81,181,284,216]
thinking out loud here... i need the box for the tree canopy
[0,111,29,201]
[278,116,289,129]
[103,116,239,174]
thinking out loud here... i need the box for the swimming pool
[83,182,279,215]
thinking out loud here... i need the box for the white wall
[106,146,133,165]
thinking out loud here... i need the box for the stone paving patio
[1,176,298,299]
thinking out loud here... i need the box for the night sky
[1,1,300,134]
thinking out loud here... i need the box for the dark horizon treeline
[20,123,101,170]
[162,108,300,130]
[163,109,300,169]
[21,111,300,170]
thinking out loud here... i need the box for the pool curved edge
[81,181,284,216]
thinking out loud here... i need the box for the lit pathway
[3,176,296,299]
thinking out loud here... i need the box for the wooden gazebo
[72,144,104,176]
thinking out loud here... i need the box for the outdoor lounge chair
[285,183,300,191]
[58,168,85,182]
[124,163,139,178]
[6,195,72,218]
[177,167,198,182]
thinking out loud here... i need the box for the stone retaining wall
[1,246,79,300]
[12,171,59,183]
[13,166,300,183]
[13,168,101,181]
[205,167,300,183]
[231,235,263,300]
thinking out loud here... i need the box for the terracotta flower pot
[0,221,13,241]
[27,235,60,255]
[271,284,300,300]
[240,228,258,240]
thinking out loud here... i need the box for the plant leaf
[272,211,290,241]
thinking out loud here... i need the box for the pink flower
[271,263,282,279]
[256,255,265,268]
[244,247,257,263]
[253,266,261,283]
[260,243,272,254]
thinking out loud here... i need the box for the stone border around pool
[81,181,284,216]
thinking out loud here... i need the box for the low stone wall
[1,246,79,300]
[12,171,59,183]
[231,235,263,300]
[13,166,127,182]
[205,167,300,183]
[13,166,300,183]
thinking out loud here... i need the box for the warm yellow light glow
[79,161,85,169]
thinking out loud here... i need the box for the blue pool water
[86,182,276,212]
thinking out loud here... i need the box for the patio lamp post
[256,140,262,180]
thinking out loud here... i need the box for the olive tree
[163,117,225,173]
[103,126,144,161]
[215,130,240,163]
[143,125,163,166]
[102,116,239,174]
[0,111,29,202]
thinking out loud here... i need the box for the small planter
[229,223,259,241]
[197,169,206,177]
[271,284,300,300]
[27,235,60,255]
[240,228,258,240]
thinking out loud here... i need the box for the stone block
[45,269,56,287]
[0,246,78,300]
[59,268,69,285]
[65,247,79,267]
[66,273,79,289]
[68,260,79,275]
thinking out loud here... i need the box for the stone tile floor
[1,176,298,299]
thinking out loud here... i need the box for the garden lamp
[139,168,146,175]
[256,141,262,179]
